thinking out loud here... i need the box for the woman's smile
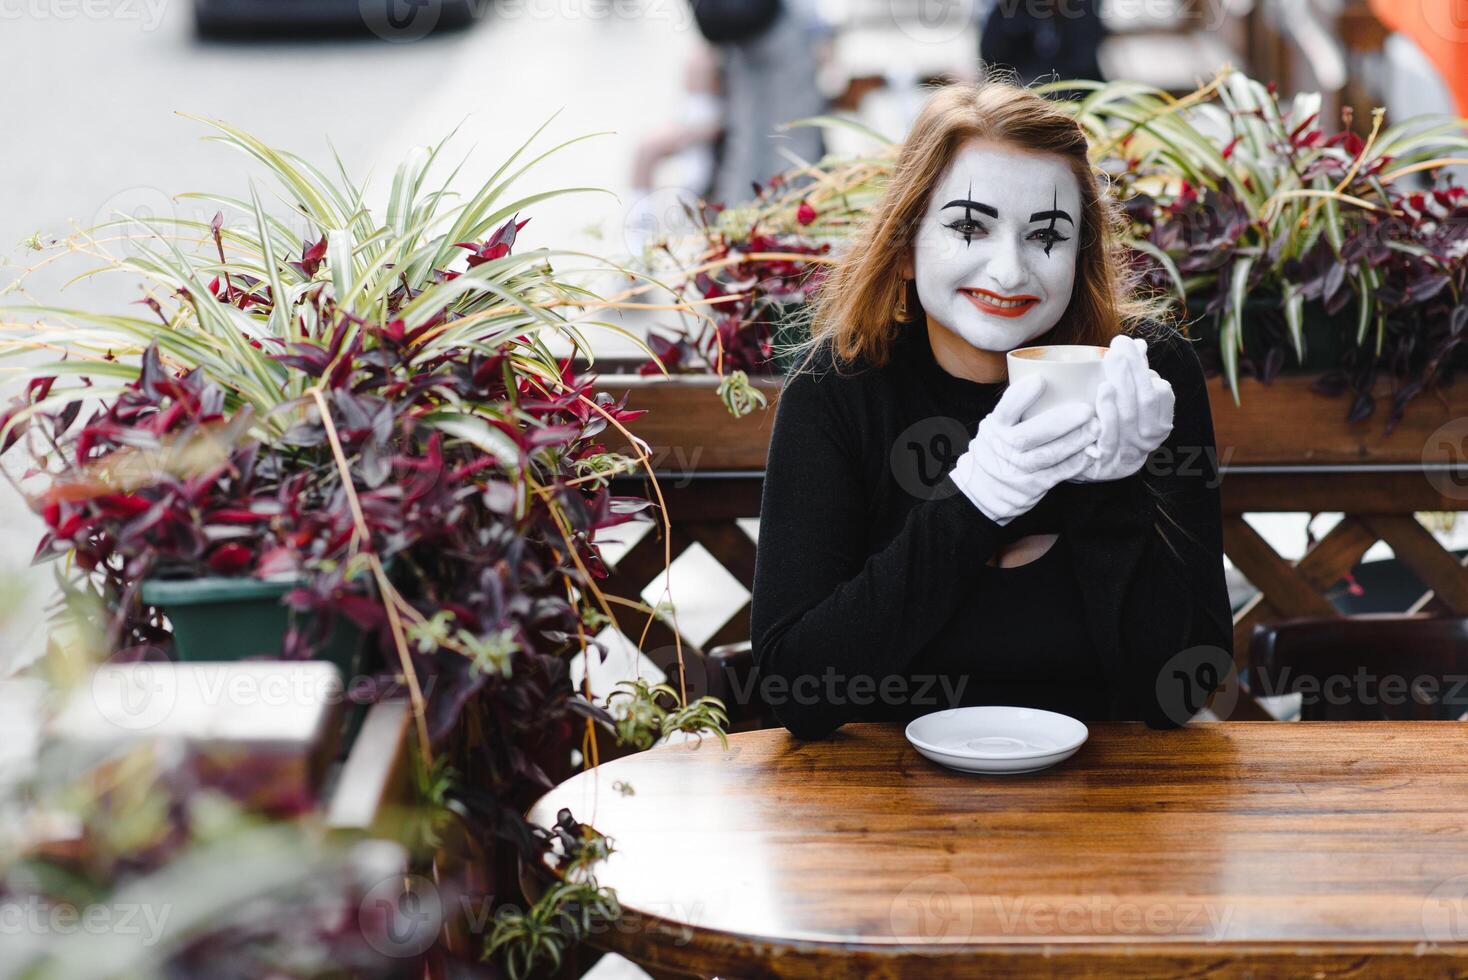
[960,286,1040,318]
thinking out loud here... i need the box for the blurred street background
[14,0,1455,312]
[9,5,1468,977]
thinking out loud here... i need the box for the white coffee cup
[1005,344,1108,421]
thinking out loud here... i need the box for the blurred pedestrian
[693,0,829,206]
[978,0,1106,90]
[626,44,725,255]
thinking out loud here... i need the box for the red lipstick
[960,287,1040,319]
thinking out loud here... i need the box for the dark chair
[1248,615,1468,721]
[705,641,777,731]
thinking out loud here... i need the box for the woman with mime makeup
[748,82,1234,740]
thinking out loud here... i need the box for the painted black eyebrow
[941,199,998,218]
[1035,188,1069,257]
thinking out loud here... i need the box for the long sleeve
[749,366,1006,739]
[1054,331,1234,727]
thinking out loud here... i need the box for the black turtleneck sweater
[749,322,1234,739]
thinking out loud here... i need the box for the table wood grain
[523,722,1468,978]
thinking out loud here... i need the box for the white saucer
[905,706,1089,774]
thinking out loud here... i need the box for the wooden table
[524,722,1468,978]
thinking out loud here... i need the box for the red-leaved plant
[4,119,727,978]
[1098,74,1468,429]
[651,72,1468,428]
[644,209,831,379]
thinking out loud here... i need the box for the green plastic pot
[139,576,363,677]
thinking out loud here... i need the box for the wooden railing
[595,366,1468,720]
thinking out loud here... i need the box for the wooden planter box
[597,370,1468,475]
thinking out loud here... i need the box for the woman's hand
[950,374,1099,525]
[1072,334,1175,484]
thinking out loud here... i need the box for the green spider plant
[0,113,658,444]
[691,70,1468,411]
[1043,68,1468,401]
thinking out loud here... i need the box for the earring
[895,281,911,321]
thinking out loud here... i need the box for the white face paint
[911,140,1082,352]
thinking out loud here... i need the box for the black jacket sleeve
[749,364,1006,739]
[1053,329,1235,727]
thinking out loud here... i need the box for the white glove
[1072,334,1175,483]
[950,374,1100,526]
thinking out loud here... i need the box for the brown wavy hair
[797,80,1162,374]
